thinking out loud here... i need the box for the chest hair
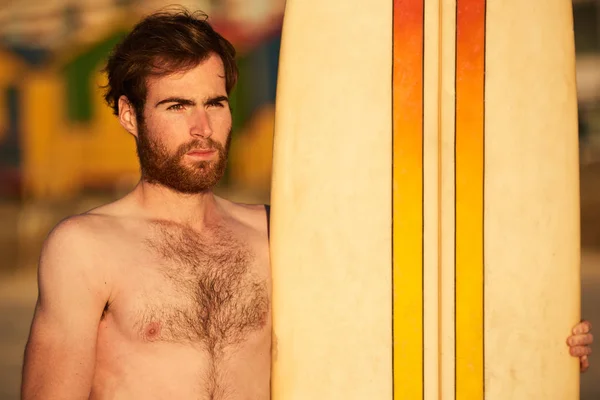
[140,220,269,354]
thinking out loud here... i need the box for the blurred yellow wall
[19,67,140,200]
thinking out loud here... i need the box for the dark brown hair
[103,8,238,118]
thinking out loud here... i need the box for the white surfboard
[270,0,581,399]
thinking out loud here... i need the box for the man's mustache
[176,138,223,157]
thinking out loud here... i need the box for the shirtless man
[20,9,593,400]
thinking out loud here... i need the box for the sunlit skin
[20,52,593,399]
[21,54,272,400]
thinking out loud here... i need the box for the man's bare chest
[106,220,271,353]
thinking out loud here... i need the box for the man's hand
[567,320,593,373]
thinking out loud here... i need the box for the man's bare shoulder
[42,215,111,266]
[34,215,113,307]
[41,199,135,266]
[217,198,269,236]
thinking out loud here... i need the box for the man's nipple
[144,321,162,341]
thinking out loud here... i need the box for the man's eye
[167,104,185,111]
[207,102,224,108]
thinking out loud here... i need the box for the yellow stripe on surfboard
[455,0,485,398]
[393,0,424,398]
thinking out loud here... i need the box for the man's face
[135,54,233,194]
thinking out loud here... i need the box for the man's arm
[21,218,109,399]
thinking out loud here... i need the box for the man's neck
[131,180,221,227]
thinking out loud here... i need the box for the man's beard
[135,121,231,194]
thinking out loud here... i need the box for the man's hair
[103,8,238,118]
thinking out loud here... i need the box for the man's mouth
[186,148,216,158]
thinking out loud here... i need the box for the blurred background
[0,0,599,398]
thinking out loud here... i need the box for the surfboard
[269,0,581,399]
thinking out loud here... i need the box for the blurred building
[0,47,27,198]
[0,0,284,50]
[0,0,284,200]
[574,0,600,162]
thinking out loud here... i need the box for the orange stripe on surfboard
[455,0,485,398]
[393,0,424,398]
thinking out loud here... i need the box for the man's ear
[118,96,139,138]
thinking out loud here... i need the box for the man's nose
[190,110,213,138]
